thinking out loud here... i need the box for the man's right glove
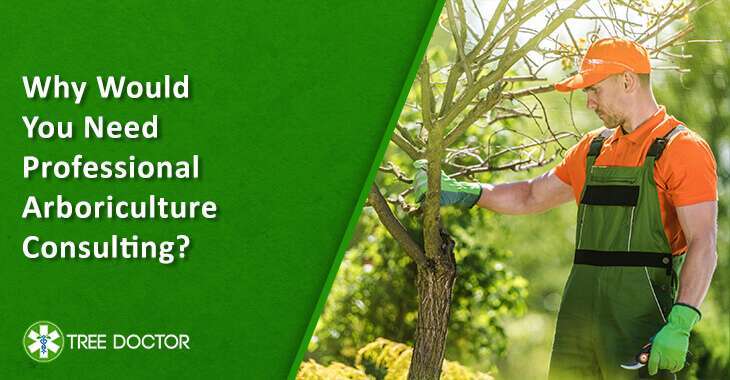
[413,159,482,209]
[647,303,701,375]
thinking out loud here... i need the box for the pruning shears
[620,340,652,370]
[621,337,692,371]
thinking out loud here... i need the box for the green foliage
[298,338,493,380]
[441,209,529,368]
[306,207,528,373]
[307,209,418,364]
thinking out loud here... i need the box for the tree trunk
[408,231,456,380]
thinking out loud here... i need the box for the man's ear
[622,71,639,92]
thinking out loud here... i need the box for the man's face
[582,75,627,129]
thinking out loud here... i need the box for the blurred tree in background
[300,1,729,379]
[659,1,730,378]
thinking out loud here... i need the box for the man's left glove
[648,303,701,375]
[413,159,482,209]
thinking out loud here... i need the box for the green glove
[413,159,482,208]
[648,303,701,375]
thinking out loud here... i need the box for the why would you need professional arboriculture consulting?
[20,74,215,265]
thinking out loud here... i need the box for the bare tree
[367,0,712,378]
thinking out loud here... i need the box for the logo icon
[23,321,64,362]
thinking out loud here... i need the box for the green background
[0,1,440,378]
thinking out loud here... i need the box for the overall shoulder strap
[587,128,613,158]
[646,125,686,161]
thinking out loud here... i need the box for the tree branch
[440,0,587,127]
[443,81,504,147]
[476,0,557,64]
[420,58,435,132]
[391,130,423,160]
[502,83,555,99]
[446,0,474,84]
[379,161,413,184]
[638,1,695,44]
[422,61,446,260]
[654,24,695,52]
[368,185,428,266]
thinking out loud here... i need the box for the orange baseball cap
[555,37,651,92]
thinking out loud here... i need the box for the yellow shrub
[297,359,370,380]
[299,338,492,379]
[355,338,493,380]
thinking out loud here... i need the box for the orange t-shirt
[553,107,717,254]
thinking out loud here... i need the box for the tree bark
[408,231,456,380]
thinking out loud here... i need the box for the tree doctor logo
[24,321,64,362]
[23,320,190,362]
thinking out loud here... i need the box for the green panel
[0,0,440,378]
[286,1,446,377]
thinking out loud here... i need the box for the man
[414,37,718,379]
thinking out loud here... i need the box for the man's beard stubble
[597,110,624,129]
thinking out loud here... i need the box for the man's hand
[647,200,717,375]
[413,160,482,208]
[648,304,701,375]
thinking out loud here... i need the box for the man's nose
[586,95,598,110]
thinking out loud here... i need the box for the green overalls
[548,125,686,380]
